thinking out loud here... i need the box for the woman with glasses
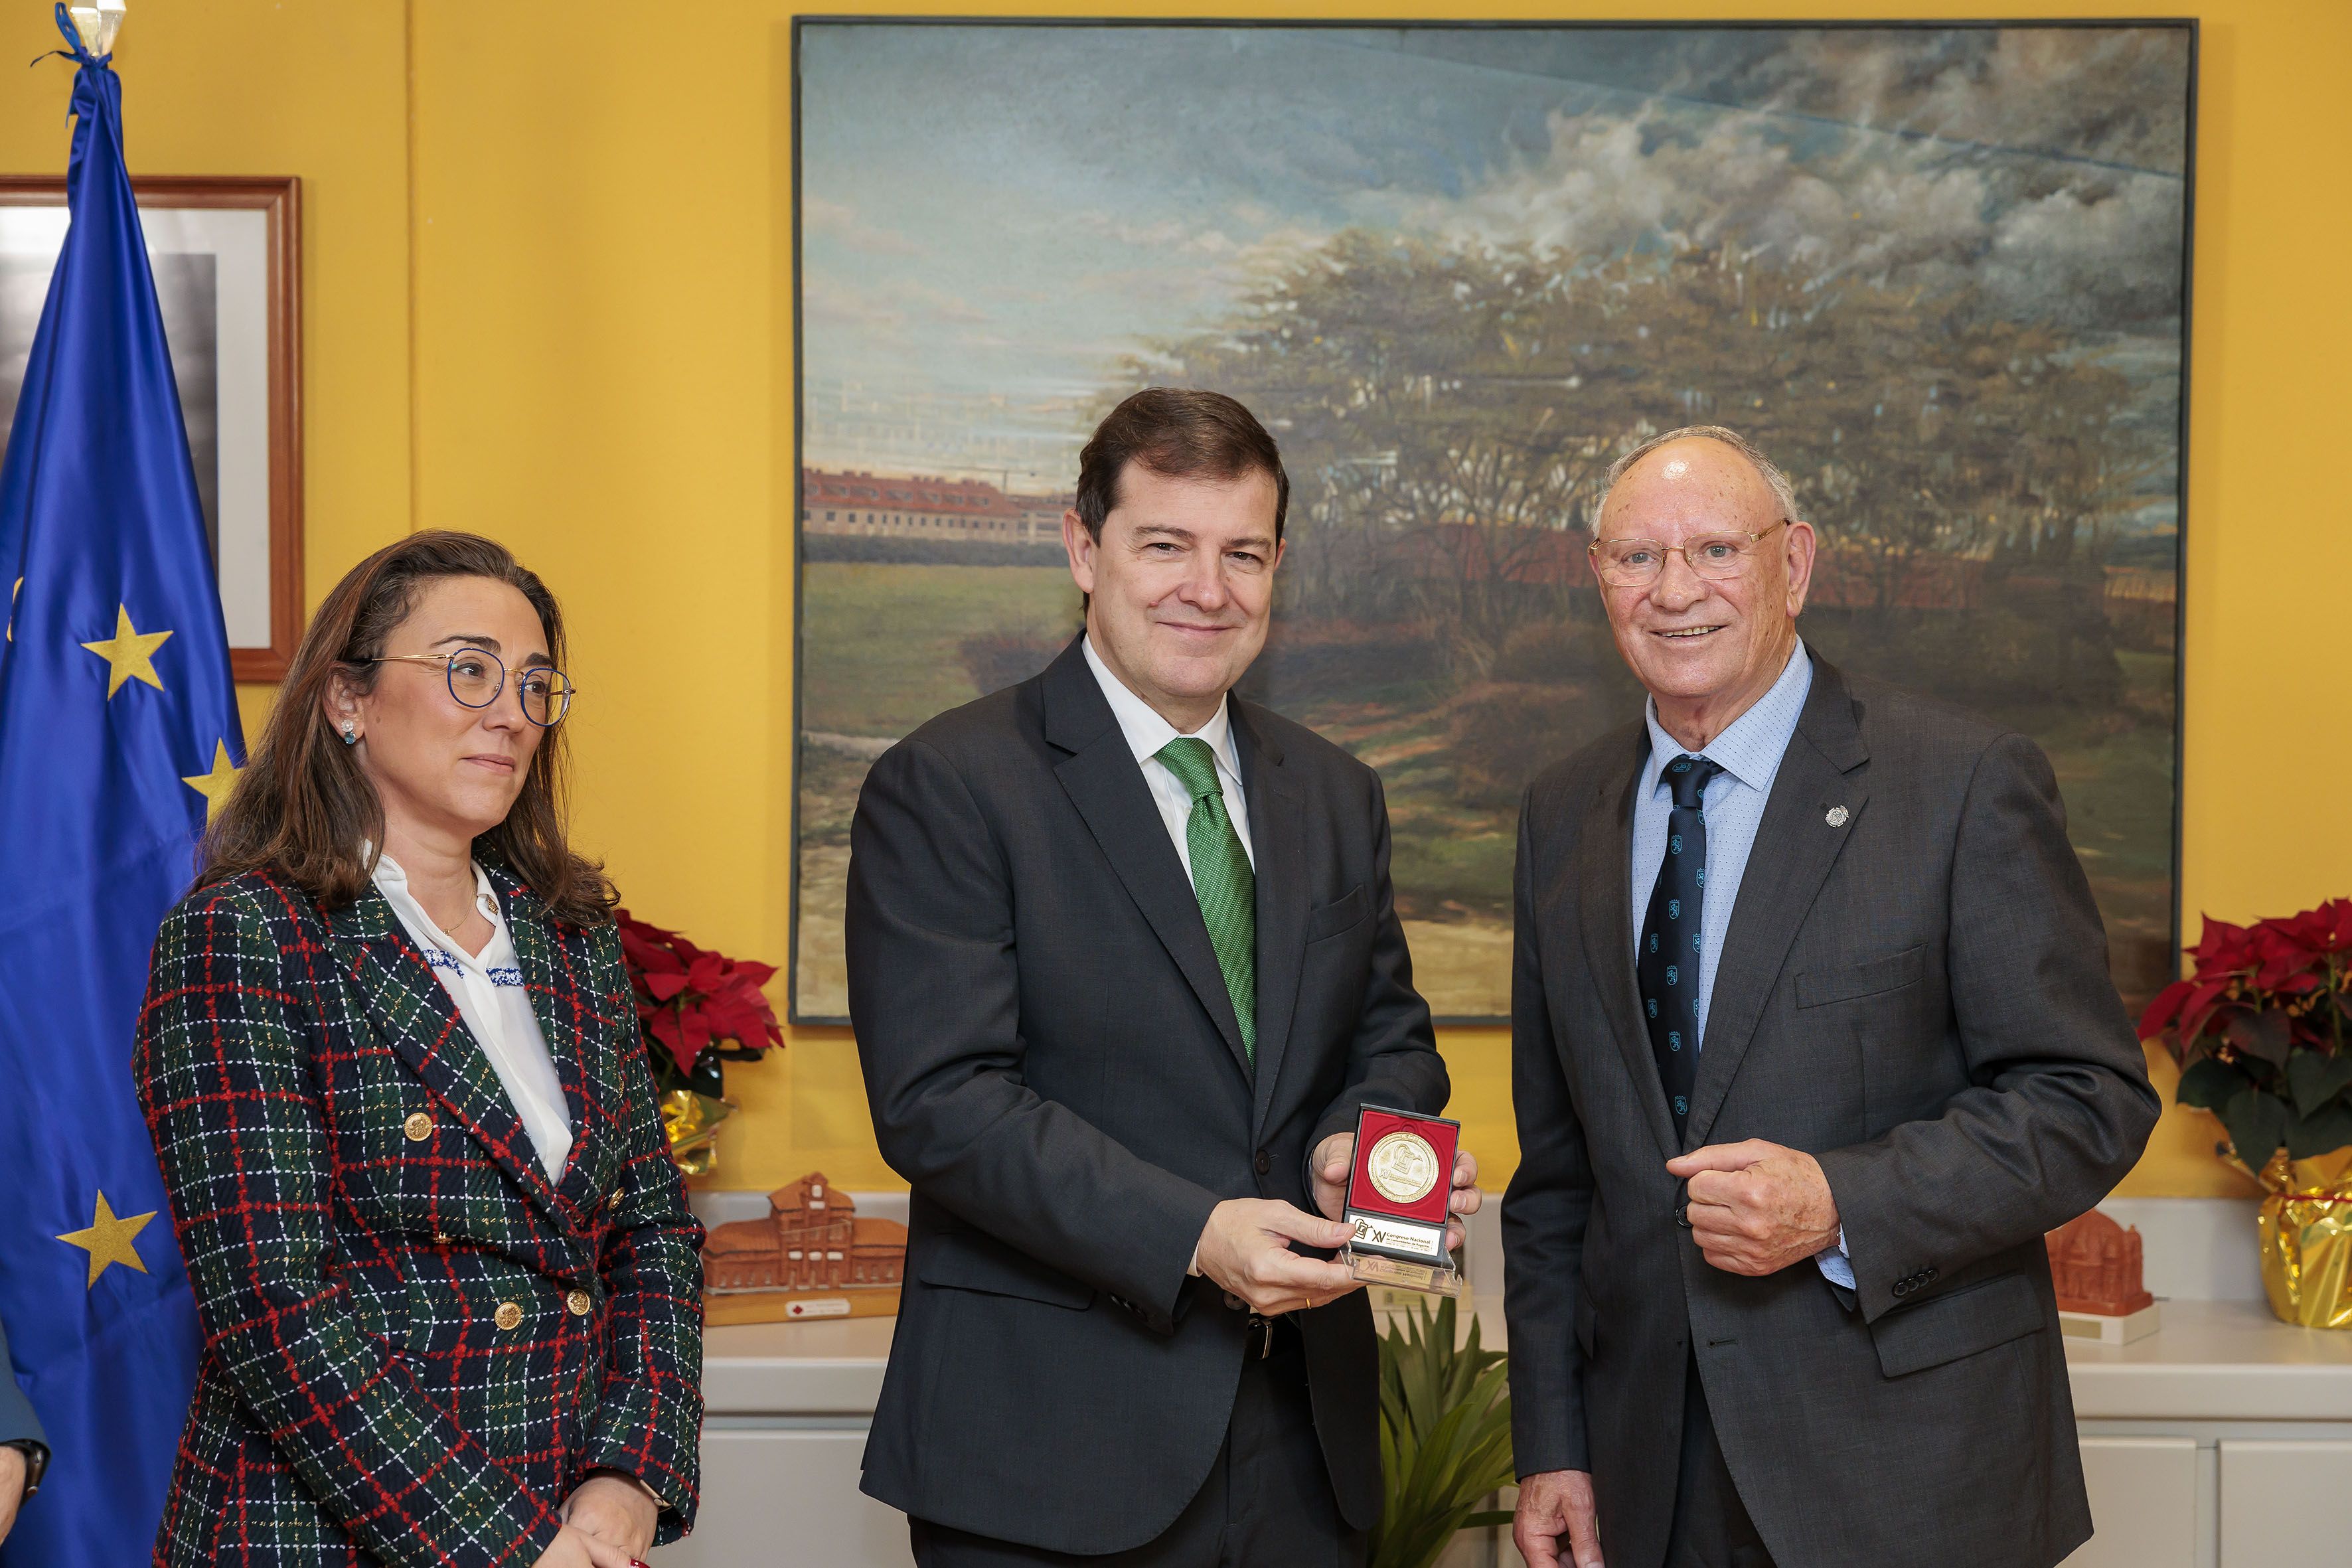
[133,532,701,1568]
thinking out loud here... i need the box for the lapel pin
[1826,805,1849,828]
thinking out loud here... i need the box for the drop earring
[340,722,358,746]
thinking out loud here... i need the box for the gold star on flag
[182,740,242,823]
[56,1192,156,1288]
[80,603,173,698]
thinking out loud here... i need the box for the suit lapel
[1235,704,1307,1138]
[1684,662,1871,1148]
[325,886,572,1228]
[1579,737,1680,1163]
[1043,638,1253,1081]
[492,866,600,1212]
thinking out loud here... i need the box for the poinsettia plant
[614,908,785,1098]
[2139,900,2352,1166]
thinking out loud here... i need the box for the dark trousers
[909,1322,1366,1568]
[1663,1355,1777,1568]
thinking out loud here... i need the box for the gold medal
[1366,1129,1440,1205]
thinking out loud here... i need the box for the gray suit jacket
[1502,657,2159,1568]
[0,1313,47,1466]
[849,635,1449,1553]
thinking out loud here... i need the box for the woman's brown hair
[197,530,616,925]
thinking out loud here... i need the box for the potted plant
[615,909,785,1177]
[2139,899,2352,1328]
[1370,1296,1516,1568]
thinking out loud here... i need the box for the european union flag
[0,13,240,1565]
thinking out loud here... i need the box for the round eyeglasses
[370,648,576,727]
[1588,519,1788,589]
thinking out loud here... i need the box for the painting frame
[786,16,2197,1026]
[0,173,305,683]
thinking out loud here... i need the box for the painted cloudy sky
[797,25,2191,485]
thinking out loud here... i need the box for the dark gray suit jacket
[0,1314,47,1483]
[848,635,1449,1553]
[1502,658,2159,1568]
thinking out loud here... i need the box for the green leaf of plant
[2284,1101,2352,1160]
[1372,1298,1519,1568]
[2286,1052,2352,1117]
[2175,1054,2250,1111]
[2219,1085,2288,1166]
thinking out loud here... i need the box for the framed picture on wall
[788,20,2195,1024]
[0,174,303,681]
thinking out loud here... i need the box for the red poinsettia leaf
[2255,955,2319,992]
[2189,916,2251,971]
[2173,977,2236,1038]
[681,1011,714,1052]
[645,1010,696,1074]
[686,953,728,992]
[732,959,779,988]
[2223,1011,2293,1067]
[621,930,686,976]
[643,973,692,1002]
[2139,979,2199,1039]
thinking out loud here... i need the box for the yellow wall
[9,0,2346,1201]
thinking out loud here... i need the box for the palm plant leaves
[1370,1296,1518,1568]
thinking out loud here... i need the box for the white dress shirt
[1085,635,1256,1281]
[1083,635,1256,879]
[372,851,574,1182]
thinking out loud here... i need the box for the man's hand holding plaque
[1194,1200,1361,1316]
[1314,1107,1477,1296]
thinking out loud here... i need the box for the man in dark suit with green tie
[848,388,1475,1565]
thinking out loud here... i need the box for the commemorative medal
[1341,1105,1466,1298]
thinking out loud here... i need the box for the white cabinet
[651,1427,913,1568]
[2219,1439,2352,1568]
[2063,1437,2201,1568]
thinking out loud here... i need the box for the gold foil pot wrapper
[2248,1147,2352,1329]
[660,1089,736,1178]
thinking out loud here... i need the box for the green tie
[1156,737,1257,1060]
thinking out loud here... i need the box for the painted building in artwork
[801,467,1065,545]
[702,1172,908,1293]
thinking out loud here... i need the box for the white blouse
[371,851,575,1182]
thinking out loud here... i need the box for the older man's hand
[0,1444,27,1545]
[1515,1468,1605,1567]
[1665,1139,1840,1275]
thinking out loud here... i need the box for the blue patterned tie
[1639,754,1723,1140]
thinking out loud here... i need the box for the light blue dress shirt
[1629,639,1854,1290]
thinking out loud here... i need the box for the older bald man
[1502,426,2157,1568]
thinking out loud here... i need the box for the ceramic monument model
[2045,1211,2159,1344]
[701,1172,907,1325]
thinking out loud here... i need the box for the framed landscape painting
[791,20,2194,1023]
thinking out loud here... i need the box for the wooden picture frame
[787,21,2195,1024]
[0,175,303,682]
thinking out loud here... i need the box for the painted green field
[793,562,2176,1021]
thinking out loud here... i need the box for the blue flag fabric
[0,13,240,1565]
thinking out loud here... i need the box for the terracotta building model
[702,1172,907,1322]
[2045,1210,2156,1316]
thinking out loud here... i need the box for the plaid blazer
[133,864,705,1568]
